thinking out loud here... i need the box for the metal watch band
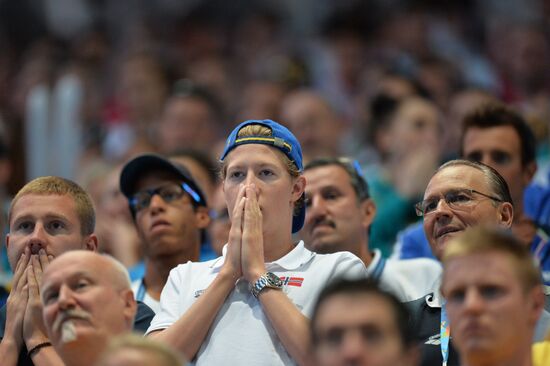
[251,272,283,298]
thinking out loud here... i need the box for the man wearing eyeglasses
[120,154,210,313]
[395,104,550,288]
[409,159,550,366]
[301,157,441,302]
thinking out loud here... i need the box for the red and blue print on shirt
[280,276,304,287]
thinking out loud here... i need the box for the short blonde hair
[9,176,95,235]
[98,334,186,366]
[442,226,541,292]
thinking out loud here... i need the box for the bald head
[41,251,137,366]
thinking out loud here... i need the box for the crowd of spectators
[0,0,550,360]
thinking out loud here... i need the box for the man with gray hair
[408,159,549,366]
[40,251,137,366]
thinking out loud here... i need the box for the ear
[194,206,211,229]
[498,202,514,228]
[359,198,377,229]
[292,175,306,203]
[522,161,537,186]
[526,285,545,326]
[83,234,99,252]
[121,289,138,327]
[5,233,9,251]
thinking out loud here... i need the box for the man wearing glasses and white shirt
[407,159,550,366]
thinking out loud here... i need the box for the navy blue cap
[220,119,305,233]
[119,154,207,207]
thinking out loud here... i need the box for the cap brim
[119,154,206,207]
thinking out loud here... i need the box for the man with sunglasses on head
[408,159,550,366]
[301,157,441,302]
[120,154,210,313]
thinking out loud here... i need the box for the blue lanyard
[136,280,146,302]
[440,301,450,366]
[371,256,386,281]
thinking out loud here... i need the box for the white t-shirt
[131,279,161,314]
[368,249,443,302]
[146,241,367,365]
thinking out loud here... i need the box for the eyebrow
[42,270,93,295]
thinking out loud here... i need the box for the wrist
[27,341,52,358]
[250,272,283,298]
[25,335,50,352]
[1,336,22,352]
[246,267,267,283]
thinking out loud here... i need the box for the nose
[245,170,257,186]
[462,288,484,314]
[28,224,48,254]
[340,330,365,362]
[148,193,166,214]
[57,284,76,310]
[432,197,453,222]
[307,195,328,221]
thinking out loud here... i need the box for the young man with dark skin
[119,154,210,313]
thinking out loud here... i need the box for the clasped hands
[222,183,267,284]
[4,247,53,351]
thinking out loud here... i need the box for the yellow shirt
[533,341,550,366]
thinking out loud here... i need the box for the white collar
[425,274,444,308]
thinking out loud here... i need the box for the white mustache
[52,309,92,334]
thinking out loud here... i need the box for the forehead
[305,165,353,193]
[11,194,79,221]
[424,165,490,198]
[396,98,438,121]
[43,254,101,285]
[443,251,520,288]
[463,126,521,153]
[224,144,288,168]
[316,293,396,328]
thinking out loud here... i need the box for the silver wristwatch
[251,272,283,298]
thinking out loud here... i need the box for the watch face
[266,272,283,287]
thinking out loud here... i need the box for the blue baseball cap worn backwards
[220,119,305,233]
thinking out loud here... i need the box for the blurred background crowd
[0,0,549,285]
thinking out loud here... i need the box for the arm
[257,288,311,366]
[149,187,247,360]
[148,269,236,360]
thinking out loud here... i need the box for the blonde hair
[442,226,541,292]
[97,334,186,366]
[9,176,95,235]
